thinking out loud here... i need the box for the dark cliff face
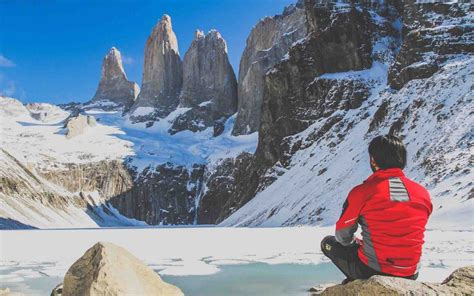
[257,5,373,166]
[203,1,473,226]
[232,2,307,136]
[110,163,204,225]
[197,153,256,224]
[42,158,206,226]
[196,2,377,224]
[388,2,473,89]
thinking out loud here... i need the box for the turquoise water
[162,262,343,296]
[1,262,343,295]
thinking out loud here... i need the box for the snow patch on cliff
[222,55,473,231]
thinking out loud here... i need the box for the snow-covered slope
[0,96,257,228]
[83,105,257,172]
[0,96,134,171]
[0,148,145,229]
[222,55,473,230]
[219,1,473,230]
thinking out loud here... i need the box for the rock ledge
[316,265,474,296]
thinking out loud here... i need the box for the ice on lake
[0,227,471,295]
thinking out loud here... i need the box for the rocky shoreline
[41,242,473,296]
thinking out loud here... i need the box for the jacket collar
[365,168,405,183]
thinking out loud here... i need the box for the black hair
[368,135,407,170]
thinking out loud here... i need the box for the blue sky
[0,0,295,104]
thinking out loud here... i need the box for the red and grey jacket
[335,168,432,277]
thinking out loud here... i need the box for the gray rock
[65,114,97,139]
[232,2,307,135]
[91,47,139,107]
[133,14,183,118]
[58,242,183,296]
[170,29,237,135]
[319,265,474,296]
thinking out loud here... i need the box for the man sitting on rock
[321,135,432,282]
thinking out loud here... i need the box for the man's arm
[335,186,365,246]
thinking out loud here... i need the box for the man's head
[368,135,407,172]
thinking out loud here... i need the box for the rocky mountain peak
[102,47,125,79]
[90,47,139,107]
[169,29,237,136]
[161,14,172,25]
[132,14,183,118]
[194,29,204,39]
[151,14,177,51]
[232,2,307,135]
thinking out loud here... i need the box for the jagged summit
[150,14,177,52]
[132,14,182,117]
[103,47,126,78]
[169,28,237,135]
[194,29,204,39]
[90,47,139,107]
[193,29,225,44]
[160,14,172,25]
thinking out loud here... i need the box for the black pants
[320,236,418,281]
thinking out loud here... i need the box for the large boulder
[133,14,183,118]
[65,114,97,139]
[318,265,474,295]
[56,242,183,296]
[90,47,140,107]
[170,29,237,135]
[232,1,307,135]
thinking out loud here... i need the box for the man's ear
[370,155,379,170]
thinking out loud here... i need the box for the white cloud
[0,80,16,97]
[0,54,16,68]
[121,54,134,65]
[0,72,25,99]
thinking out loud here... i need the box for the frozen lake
[0,227,471,295]
[0,262,342,296]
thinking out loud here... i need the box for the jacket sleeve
[335,185,366,246]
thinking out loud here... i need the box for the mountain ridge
[0,0,472,230]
